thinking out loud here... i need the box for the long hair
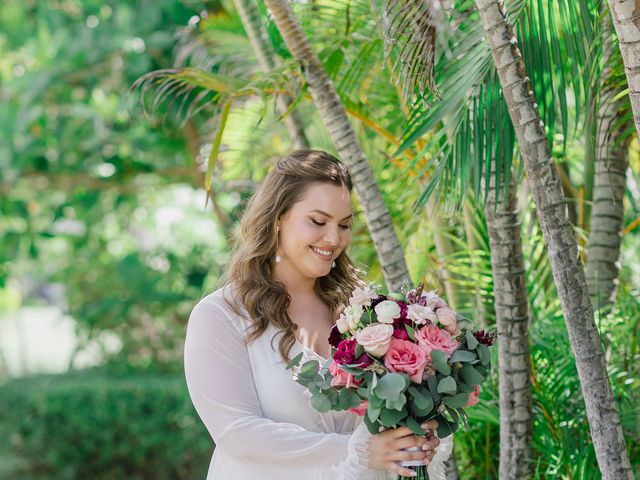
[222,150,364,362]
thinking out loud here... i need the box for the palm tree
[474,0,633,477]
[484,163,533,478]
[263,0,411,291]
[585,18,632,309]
[607,0,640,139]
[232,0,309,148]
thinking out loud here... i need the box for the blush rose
[355,323,394,357]
[414,324,459,359]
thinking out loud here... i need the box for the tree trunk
[607,0,640,139]
[475,0,633,478]
[263,0,411,291]
[232,0,309,148]
[585,18,631,309]
[484,163,533,479]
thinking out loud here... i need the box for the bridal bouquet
[287,283,496,480]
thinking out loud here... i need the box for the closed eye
[311,219,351,230]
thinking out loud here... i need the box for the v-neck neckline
[295,339,329,362]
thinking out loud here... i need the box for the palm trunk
[475,0,633,478]
[264,0,411,291]
[232,0,309,148]
[484,163,533,479]
[607,0,640,139]
[585,19,631,309]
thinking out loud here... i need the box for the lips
[310,246,334,261]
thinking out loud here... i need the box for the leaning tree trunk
[475,0,633,478]
[607,0,640,139]
[232,0,309,148]
[484,163,533,479]
[263,0,411,291]
[585,18,632,310]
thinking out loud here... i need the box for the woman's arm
[184,295,370,477]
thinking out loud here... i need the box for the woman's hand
[367,420,441,477]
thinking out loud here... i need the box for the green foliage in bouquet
[288,327,491,439]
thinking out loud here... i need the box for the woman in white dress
[184,150,453,479]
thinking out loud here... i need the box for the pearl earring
[331,260,336,268]
[275,255,282,263]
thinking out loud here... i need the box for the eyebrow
[309,209,353,221]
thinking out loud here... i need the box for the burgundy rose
[334,339,357,365]
[369,295,387,310]
[473,330,496,347]
[395,300,408,319]
[355,352,374,368]
[328,325,343,348]
[392,327,410,340]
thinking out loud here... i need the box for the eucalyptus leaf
[466,330,479,349]
[310,393,332,413]
[299,360,320,380]
[449,349,478,363]
[405,416,424,436]
[385,393,407,411]
[379,406,408,427]
[367,404,382,423]
[476,343,491,366]
[430,350,451,375]
[374,373,409,400]
[442,392,470,409]
[408,386,434,412]
[459,365,485,385]
[286,352,304,370]
[437,376,457,394]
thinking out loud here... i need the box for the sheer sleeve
[426,434,454,480]
[183,293,372,479]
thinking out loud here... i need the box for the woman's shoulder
[189,283,249,334]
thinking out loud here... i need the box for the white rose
[407,303,437,325]
[336,315,349,333]
[349,286,378,308]
[374,300,401,324]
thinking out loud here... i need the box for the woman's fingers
[395,434,427,450]
[394,449,430,463]
[388,462,420,478]
[421,420,438,432]
[390,425,415,439]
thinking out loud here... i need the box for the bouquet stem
[398,465,428,479]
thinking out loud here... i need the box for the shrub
[0,368,212,480]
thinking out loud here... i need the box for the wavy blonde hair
[222,150,364,362]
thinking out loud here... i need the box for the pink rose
[383,338,428,384]
[465,385,481,407]
[436,307,460,335]
[355,323,394,357]
[348,399,368,416]
[329,360,362,388]
[414,324,459,359]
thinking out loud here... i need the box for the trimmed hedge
[0,369,212,480]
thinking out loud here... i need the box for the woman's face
[276,182,353,282]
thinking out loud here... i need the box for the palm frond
[381,0,441,101]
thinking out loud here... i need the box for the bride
[184,149,453,479]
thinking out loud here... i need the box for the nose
[323,225,340,246]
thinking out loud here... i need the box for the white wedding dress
[184,285,453,480]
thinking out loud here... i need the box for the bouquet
[287,283,496,480]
